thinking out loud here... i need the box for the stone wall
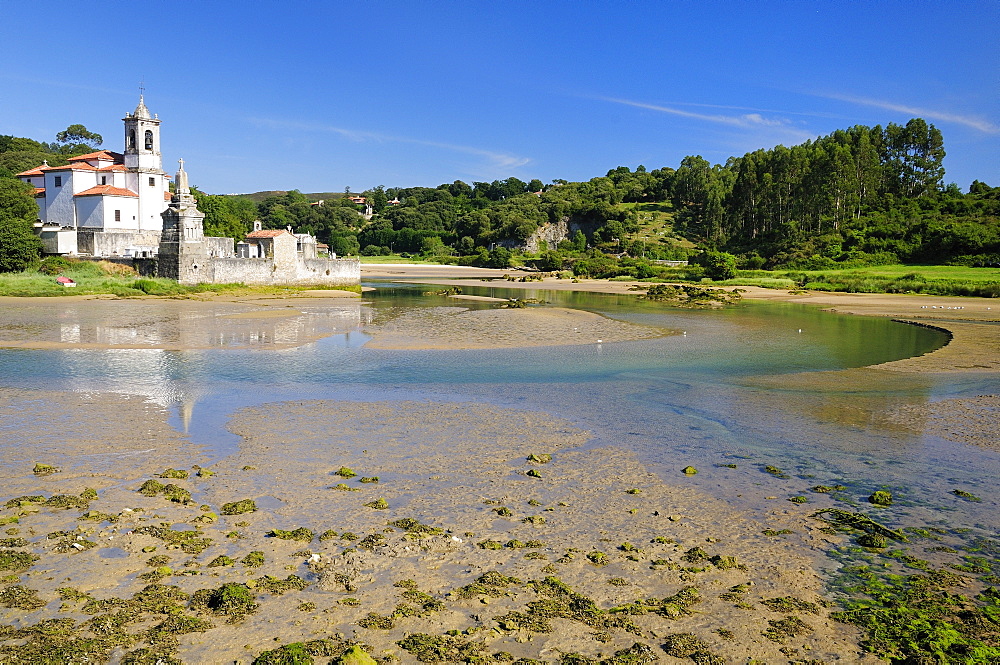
[78,230,162,258]
[207,256,360,287]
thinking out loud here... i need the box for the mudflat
[0,270,996,662]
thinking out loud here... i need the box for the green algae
[363,497,388,510]
[763,465,789,479]
[526,453,552,464]
[811,484,847,493]
[157,468,189,479]
[207,555,234,567]
[358,476,379,483]
[760,596,820,614]
[826,545,1000,663]
[681,466,698,475]
[953,489,983,502]
[221,498,257,515]
[389,518,444,536]
[334,466,357,479]
[612,586,701,620]
[762,616,812,642]
[80,488,98,501]
[133,526,213,554]
[811,508,907,541]
[268,527,314,542]
[4,495,45,508]
[662,633,723,663]
[333,645,377,665]
[493,576,639,636]
[493,506,513,517]
[522,515,545,524]
[252,575,308,594]
[788,495,808,504]
[397,633,487,662]
[191,583,258,623]
[526,468,543,478]
[138,480,164,497]
[587,550,609,566]
[242,551,265,568]
[0,584,46,609]
[762,529,794,536]
[868,490,893,506]
[451,571,522,601]
[858,533,888,549]
[161,484,191,504]
[33,463,60,476]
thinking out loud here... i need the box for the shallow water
[0,285,996,535]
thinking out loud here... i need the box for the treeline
[670,119,1000,267]
[3,118,999,276]
[229,118,999,270]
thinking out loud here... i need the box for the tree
[700,250,738,280]
[0,179,42,272]
[486,246,512,268]
[55,124,102,149]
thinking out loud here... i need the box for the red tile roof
[16,167,45,176]
[96,164,127,172]
[33,187,45,196]
[246,229,292,238]
[68,150,123,163]
[42,162,98,171]
[75,185,138,198]
[164,191,173,201]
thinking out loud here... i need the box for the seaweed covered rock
[334,645,377,665]
[868,490,893,506]
[221,499,257,515]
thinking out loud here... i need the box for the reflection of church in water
[17,95,359,287]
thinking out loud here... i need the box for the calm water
[1,285,997,534]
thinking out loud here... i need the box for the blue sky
[1,1,997,194]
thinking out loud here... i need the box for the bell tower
[123,94,162,171]
[123,92,168,232]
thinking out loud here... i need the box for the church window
[144,130,154,151]
[114,210,121,222]
[149,177,155,187]
[128,131,135,150]
[101,176,107,185]
[54,176,62,187]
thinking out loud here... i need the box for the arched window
[128,131,136,150]
[144,130,153,151]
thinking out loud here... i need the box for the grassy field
[0,260,361,298]
[620,201,696,250]
[719,264,1000,297]
[357,255,436,264]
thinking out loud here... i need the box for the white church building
[17,96,173,257]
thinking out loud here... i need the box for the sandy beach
[0,265,996,662]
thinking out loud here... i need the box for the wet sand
[0,270,997,661]
[364,306,668,350]
[0,397,877,663]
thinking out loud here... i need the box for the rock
[335,645,377,665]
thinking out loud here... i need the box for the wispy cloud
[817,93,999,134]
[248,117,530,170]
[600,96,794,129]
